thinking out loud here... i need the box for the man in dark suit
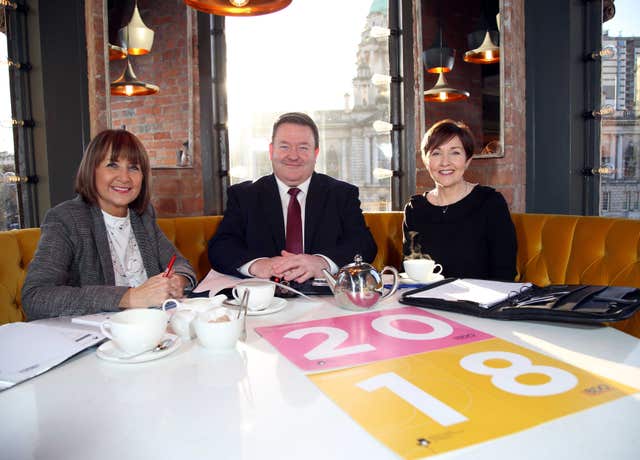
[208,112,377,282]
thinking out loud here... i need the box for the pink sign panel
[255,307,493,372]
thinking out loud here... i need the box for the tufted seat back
[1,212,639,337]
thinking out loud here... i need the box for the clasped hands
[249,250,329,283]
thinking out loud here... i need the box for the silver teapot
[322,254,399,311]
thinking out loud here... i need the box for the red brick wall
[417,0,526,212]
[88,0,203,217]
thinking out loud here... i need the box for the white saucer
[226,297,288,316]
[248,297,288,316]
[96,334,181,364]
[399,272,445,284]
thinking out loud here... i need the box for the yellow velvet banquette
[1,212,639,337]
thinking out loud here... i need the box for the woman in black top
[403,119,517,281]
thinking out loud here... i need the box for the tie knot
[288,187,301,198]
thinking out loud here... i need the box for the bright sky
[602,0,640,36]
[225,0,374,125]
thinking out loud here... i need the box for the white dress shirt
[238,175,338,277]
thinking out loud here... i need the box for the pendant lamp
[118,1,154,56]
[463,30,500,64]
[184,0,292,16]
[108,43,127,61]
[111,59,159,97]
[424,73,469,103]
[423,25,455,74]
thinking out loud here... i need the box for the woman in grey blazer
[22,130,196,320]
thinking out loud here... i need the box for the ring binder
[400,279,640,325]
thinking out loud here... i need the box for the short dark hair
[271,112,319,148]
[421,119,475,161]
[75,129,151,214]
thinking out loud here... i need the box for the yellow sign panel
[310,338,637,459]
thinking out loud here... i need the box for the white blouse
[102,210,148,287]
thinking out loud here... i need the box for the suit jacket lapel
[260,175,286,250]
[90,205,116,285]
[304,173,328,253]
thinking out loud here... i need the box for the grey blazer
[21,197,196,320]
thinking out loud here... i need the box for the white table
[2,294,639,460]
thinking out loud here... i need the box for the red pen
[163,254,177,277]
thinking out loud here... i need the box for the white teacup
[403,258,443,283]
[162,295,225,340]
[193,307,243,351]
[232,281,275,311]
[100,309,168,354]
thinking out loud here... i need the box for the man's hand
[248,256,286,279]
[271,250,329,283]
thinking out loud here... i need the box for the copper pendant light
[463,31,500,64]
[118,1,155,56]
[108,43,127,61]
[111,59,159,97]
[424,73,469,103]
[184,0,292,16]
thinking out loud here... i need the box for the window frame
[198,0,415,213]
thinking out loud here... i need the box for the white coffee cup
[193,307,243,351]
[232,281,275,311]
[100,309,167,354]
[403,258,443,283]
[162,295,226,340]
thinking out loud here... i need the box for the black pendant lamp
[184,0,292,16]
[423,24,455,74]
[111,59,159,97]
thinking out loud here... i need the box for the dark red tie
[285,187,303,254]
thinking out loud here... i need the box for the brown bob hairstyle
[75,129,151,214]
[271,112,320,149]
[420,119,475,162]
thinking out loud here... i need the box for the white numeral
[284,326,376,360]
[371,314,453,340]
[357,372,468,426]
[460,351,578,396]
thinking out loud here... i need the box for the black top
[402,185,517,281]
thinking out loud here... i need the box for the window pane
[0,26,20,231]
[599,0,640,218]
[225,0,392,211]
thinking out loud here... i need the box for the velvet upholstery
[2,213,639,337]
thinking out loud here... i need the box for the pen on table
[163,254,177,277]
[385,283,427,289]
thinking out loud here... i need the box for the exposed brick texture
[417,0,526,212]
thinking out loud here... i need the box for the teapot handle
[380,266,399,300]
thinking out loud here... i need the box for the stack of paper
[409,278,532,308]
[0,322,103,391]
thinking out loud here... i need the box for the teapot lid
[342,254,375,274]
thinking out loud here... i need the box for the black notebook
[400,278,640,325]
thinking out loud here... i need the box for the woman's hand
[119,273,188,308]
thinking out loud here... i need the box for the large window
[0,22,19,230]
[599,0,640,218]
[224,0,395,211]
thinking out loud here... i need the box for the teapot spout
[322,269,337,294]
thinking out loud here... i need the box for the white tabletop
[2,294,639,460]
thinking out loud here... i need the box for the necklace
[437,182,470,214]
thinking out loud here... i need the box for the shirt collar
[274,174,311,199]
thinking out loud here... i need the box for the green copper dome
[370,0,387,14]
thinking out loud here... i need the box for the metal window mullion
[6,0,38,227]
